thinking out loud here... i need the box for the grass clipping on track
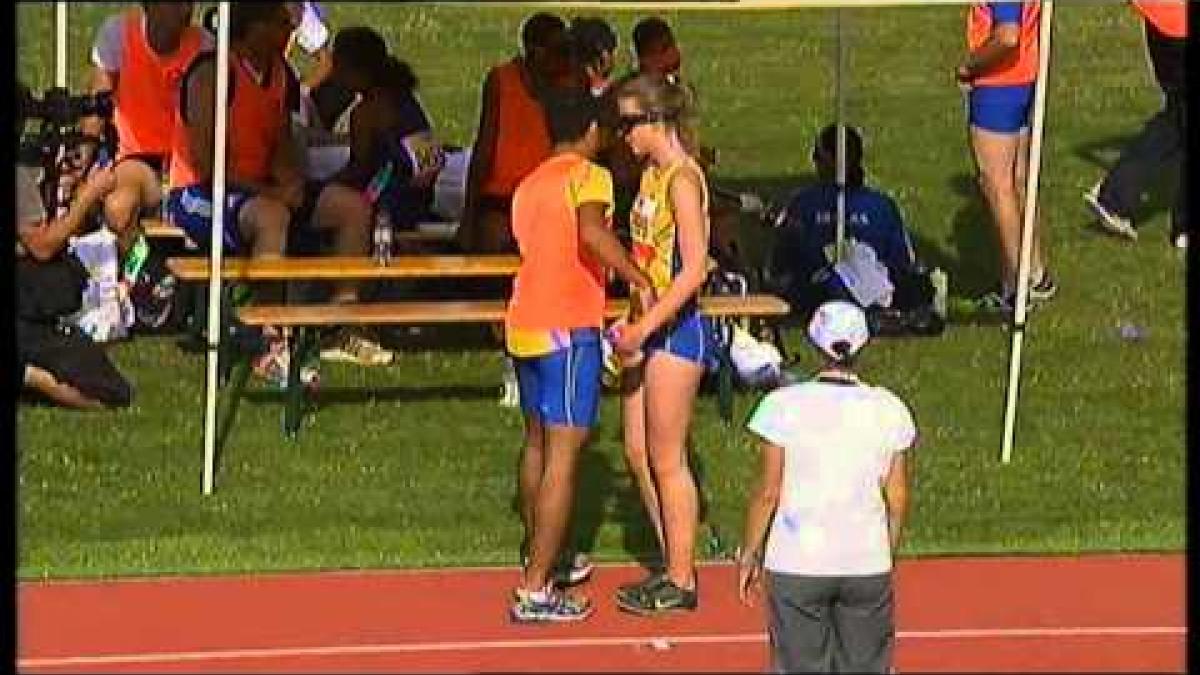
[15,2,1184,579]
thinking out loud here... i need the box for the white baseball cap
[807,300,870,361]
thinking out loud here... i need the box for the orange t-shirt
[112,10,207,161]
[480,59,554,199]
[966,2,1041,87]
[505,153,614,353]
[1132,0,1187,38]
[169,52,289,189]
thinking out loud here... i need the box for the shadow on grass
[500,432,662,568]
[243,384,499,407]
[891,172,1000,301]
[1075,133,1136,171]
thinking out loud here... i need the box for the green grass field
[16,2,1185,580]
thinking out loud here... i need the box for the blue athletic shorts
[165,185,256,253]
[968,84,1034,133]
[643,307,719,371]
[514,329,603,428]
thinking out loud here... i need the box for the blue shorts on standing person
[165,185,256,253]
[643,306,719,371]
[968,84,1034,134]
[514,328,603,428]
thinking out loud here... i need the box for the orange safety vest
[1132,0,1187,38]
[112,9,206,161]
[480,59,553,199]
[169,52,288,189]
[966,2,1041,87]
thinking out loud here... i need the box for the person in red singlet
[165,1,301,259]
[81,2,210,254]
[457,12,573,254]
[165,2,304,386]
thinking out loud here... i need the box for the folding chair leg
[769,321,789,362]
[215,355,253,465]
[717,322,735,426]
[282,327,317,440]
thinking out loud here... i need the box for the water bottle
[372,206,393,266]
[930,267,948,319]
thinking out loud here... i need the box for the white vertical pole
[833,7,847,264]
[54,2,67,88]
[1001,0,1055,465]
[203,2,233,494]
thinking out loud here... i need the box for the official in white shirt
[737,300,915,674]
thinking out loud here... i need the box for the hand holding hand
[630,284,657,319]
[611,320,646,357]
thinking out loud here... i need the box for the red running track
[18,554,1185,673]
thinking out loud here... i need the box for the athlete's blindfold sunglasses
[616,112,669,135]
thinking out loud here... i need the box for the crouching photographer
[16,82,132,409]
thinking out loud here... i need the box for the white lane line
[18,626,1186,668]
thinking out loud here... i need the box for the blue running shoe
[510,586,593,623]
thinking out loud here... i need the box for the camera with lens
[20,85,114,128]
[17,82,117,215]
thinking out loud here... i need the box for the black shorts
[117,153,166,177]
[17,320,132,407]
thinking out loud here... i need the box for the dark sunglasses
[616,113,663,135]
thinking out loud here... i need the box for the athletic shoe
[976,271,1056,315]
[520,550,595,588]
[1172,232,1188,250]
[1028,270,1057,303]
[973,288,1014,314]
[510,586,593,623]
[252,333,291,388]
[614,570,668,608]
[130,273,177,329]
[320,328,394,366]
[251,331,319,391]
[615,577,698,616]
[1084,184,1137,241]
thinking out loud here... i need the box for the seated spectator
[167,1,300,257]
[768,125,924,321]
[307,26,445,366]
[81,1,211,257]
[17,98,132,409]
[166,2,304,384]
[458,12,572,253]
[569,16,619,97]
[632,16,682,80]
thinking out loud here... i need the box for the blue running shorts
[166,185,256,253]
[643,307,719,371]
[514,328,603,428]
[968,84,1034,134]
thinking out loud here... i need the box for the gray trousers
[766,571,895,674]
[1097,23,1187,236]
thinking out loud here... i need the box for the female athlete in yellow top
[610,72,716,616]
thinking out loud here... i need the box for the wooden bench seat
[226,294,789,440]
[237,295,790,328]
[146,219,457,244]
[144,219,187,239]
[167,254,520,281]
